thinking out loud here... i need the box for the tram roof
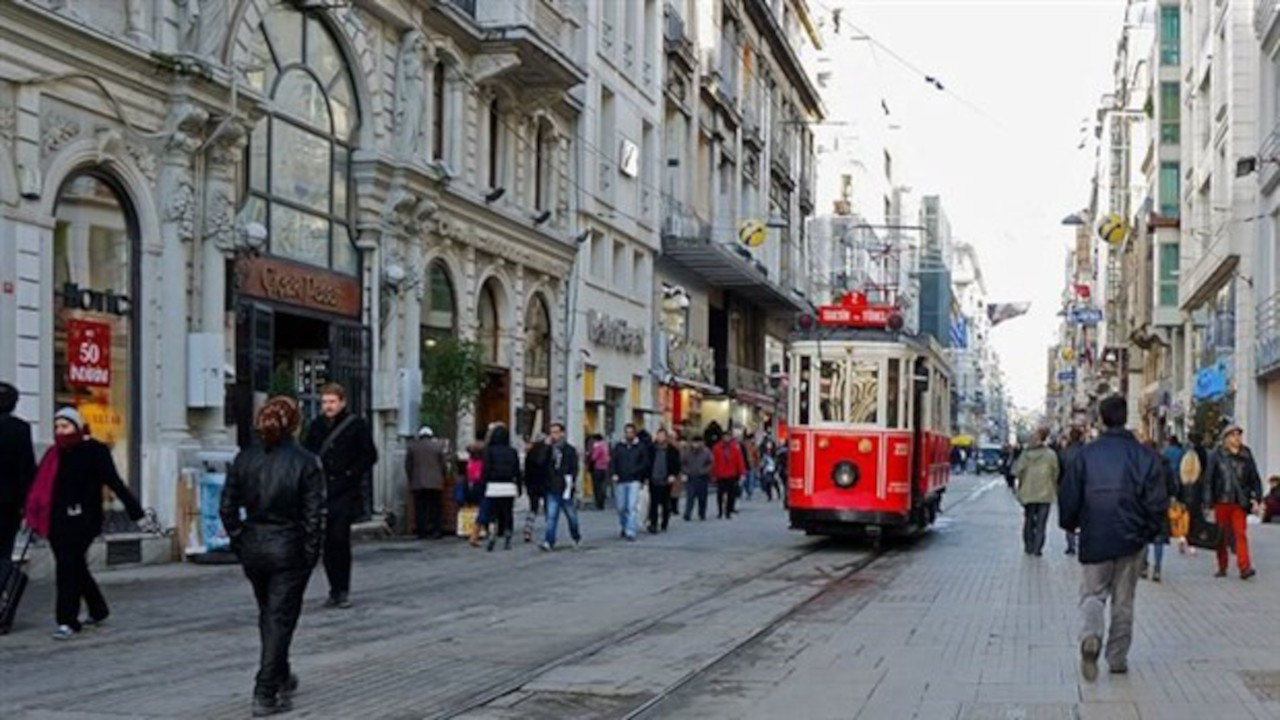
[789,327,951,369]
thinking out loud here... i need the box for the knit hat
[418,426,434,438]
[256,396,301,446]
[1221,424,1244,442]
[54,406,85,432]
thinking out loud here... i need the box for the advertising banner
[66,318,112,387]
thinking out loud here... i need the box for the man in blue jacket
[1059,395,1167,681]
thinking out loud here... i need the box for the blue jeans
[615,481,640,538]
[744,470,757,499]
[544,493,581,547]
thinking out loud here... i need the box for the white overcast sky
[839,0,1128,411]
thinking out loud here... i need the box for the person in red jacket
[709,424,746,519]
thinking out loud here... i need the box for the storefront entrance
[477,367,511,438]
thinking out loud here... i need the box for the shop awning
[951,435,975,447]
[661,236,808,312]
[668,375,723,395]
[733,389,781,408]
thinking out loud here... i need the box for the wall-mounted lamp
[532,210,553,226]
[382,262,407,291]
[240,221,268,251]
[485,187,506,203]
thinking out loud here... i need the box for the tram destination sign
[817,291,899,329]
[234,255,362,318]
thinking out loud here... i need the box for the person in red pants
[1203,425,1263,580]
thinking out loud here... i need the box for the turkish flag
[1074,284,1092,300]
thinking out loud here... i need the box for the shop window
[53,173,138,490]
[488,97,504,190]
[242,8,359,274]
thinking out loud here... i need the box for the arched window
[421,261,456,348]
[524,295,552,391]
[478,280,501,365]
[242,8,360,274]
[53,172,140,491]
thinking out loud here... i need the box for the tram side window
[848,360,879,424]
[798,356,811,425]
[886,359,900,429]
[818,360,847,423]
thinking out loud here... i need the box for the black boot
[505,534,513,550]
[252,696,284,717]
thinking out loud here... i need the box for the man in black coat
[1059,396,1166,681]
[0,382,36,570]
[540,422,581,550]
[647,428,682,533]
[303,383,378,609]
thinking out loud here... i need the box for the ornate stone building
[0,0,584,532]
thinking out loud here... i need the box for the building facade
[655,0,823,439]
[0,0,587,533]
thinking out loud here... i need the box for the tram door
[909,357,929,514]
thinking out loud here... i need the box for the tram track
[438,477,995,720]
[620,477,997,720]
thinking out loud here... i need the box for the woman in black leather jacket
[482,424,522,552]
[221,397,325,717]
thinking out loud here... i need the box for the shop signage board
[1057,368,1077,382]
[1068,307,1104,326]
[234,255,361,318]
[66,318,112,387]
[588,310,646,354]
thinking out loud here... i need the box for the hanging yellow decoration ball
[1097,213,1127,246]
[739,218,768,248]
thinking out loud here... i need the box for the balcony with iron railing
[661,197,805,312]
[664,3,696,71]
[443,0,586,87]
[721,363,782,403]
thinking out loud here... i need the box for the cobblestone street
[5,476,1280,720]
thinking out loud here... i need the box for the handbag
[455,506,479,538]
[1187,514,1223,550]
[1168,501,1190,539]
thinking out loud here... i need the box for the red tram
[785,292,952,537]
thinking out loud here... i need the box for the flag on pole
[987,302,1031,327]
[1074,283,1092,300]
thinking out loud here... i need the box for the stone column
[156,101,207,444]
[511,263,526,431]
[195,120,248,446]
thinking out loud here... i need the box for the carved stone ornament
[0,106,14,142]
[41,112,82,157]
[207,121,249,169]
[124,143,157,184]
[205,189,235,249]
[393,31,427,159]
[587,310,646,355]
[165,103,209,155]
[164,179,197,242]
[383,186,418,235]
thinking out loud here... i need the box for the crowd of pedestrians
[439,419,787,550]
[1005,395,1265,683]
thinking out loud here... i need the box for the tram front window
[817,359,880,425]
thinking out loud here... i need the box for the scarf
[25,434,81,538]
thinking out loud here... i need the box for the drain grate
[1241,671,1280,702]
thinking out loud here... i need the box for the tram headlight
[832,461,859,489]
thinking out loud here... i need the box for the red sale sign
[67,319,112,387]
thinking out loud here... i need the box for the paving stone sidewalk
[653,476,1280,720]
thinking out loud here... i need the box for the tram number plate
[888,482,910,494]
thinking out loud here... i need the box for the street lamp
[1061,212,1087,226]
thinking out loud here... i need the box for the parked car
[977,445,1004,474]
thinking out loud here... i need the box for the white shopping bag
[636,483,650,522]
